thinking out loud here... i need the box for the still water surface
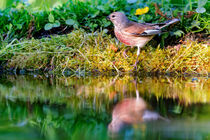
[0,74,210,140]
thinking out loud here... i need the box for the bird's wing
[122,19,179,37]
[158,18,180,29]
[141,19,179,29]
[122,22,161,37]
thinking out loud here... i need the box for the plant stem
[189,0,192,11]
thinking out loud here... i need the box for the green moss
[0,29,209,75]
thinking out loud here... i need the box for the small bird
[107,12,179,70]
[108,97,168,133]
[108,82,169,134]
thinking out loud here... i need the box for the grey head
[107,12,130,29]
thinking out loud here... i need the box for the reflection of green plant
[0,75,210,139]
[0,100,109,140]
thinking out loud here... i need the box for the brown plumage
[108,97,168,133]
[108,86,169,134]
[107,12,179,70]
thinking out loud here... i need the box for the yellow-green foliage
[139,42,210,74]
[1,29,209,74]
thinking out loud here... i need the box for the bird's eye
[112,15,115,18]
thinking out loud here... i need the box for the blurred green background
[0,0,67,10]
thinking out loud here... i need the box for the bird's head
[107,12,129,29]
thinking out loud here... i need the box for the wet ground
[0,74,209,140]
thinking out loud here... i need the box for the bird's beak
[106,16,110,20]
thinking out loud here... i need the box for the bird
[108,97,169,134]
[107,12,179,70]
[108,79,169,134]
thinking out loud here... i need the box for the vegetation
[0,1,209,139]
[0,0,209,41]
[0,30,209,75]
[0,0,209,74]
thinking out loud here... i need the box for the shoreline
[0,30,209,76]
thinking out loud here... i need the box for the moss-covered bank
[0,30,209,75]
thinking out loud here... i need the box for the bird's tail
[160,18,180,29]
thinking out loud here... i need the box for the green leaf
[93,24,98,28]
[48,13,54,23]
[103,21,111,27]
[44,23,53,30]
[170,0,184,5]
[196,7,206,13]
[190,20,201,29]
[172,30,185,37]
[53,20,60,28]
[127,0,137,4]
[198,0,207,8]
[6,24,13,30]
[73,22,79,29]
[16,24,22,29]
[73,24,78,29]
[91,11,100,18]
[102,29,108,34]
[173,9,179,17]
[144,14,152,21]
[65,19,75,25]
[97,5,105,11]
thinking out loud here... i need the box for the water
[0,74,209,140]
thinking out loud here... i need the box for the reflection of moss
[1,30,209,74]
[0,94,210,140]
[0,75,210,139]
[0,75,209,106]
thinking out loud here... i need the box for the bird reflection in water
[108,82,169,134]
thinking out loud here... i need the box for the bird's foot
[123,48,130,59]
[123,51,128,59]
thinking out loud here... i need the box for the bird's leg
[133,78,140,100]
[123,47,130,58]
[132,46,140,71]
